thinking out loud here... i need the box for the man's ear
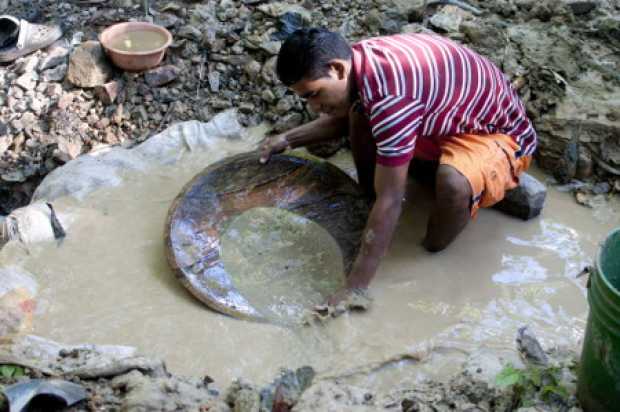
[328,59,348,81]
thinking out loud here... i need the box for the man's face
[290,60,352,117]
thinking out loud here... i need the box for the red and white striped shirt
[351,33,537,166]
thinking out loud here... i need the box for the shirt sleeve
[367,95,425,167]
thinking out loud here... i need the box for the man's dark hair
[276,28,352,86]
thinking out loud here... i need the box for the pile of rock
[0,0,619,214]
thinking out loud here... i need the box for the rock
[259,40,282,56]
[41,63,67,82]
[385,0,427,21]
[308,138,346,159]
[57,93,74,110]
[238,102,255,114]
[244,60,262,78]
[54,136,83,163]
[14,72,38,90]
[144,65,180,87]
[0,121,7,136]
[274,112,303,133]
[28,94,46,114]
[429,5,474,33]
[0,135,10,154]
[177,25,202,41]
[1,170,26,183]
[592,182,611,195]
[10,117,25,132]
[132,105,149,123]
[208,71,221,92]
[39,46,69,71]
[210,97,231,110]
[95,80,122,105]
[576,147,593,180]
[67,41,114,88]
[494,173,547,220]
[261,89,276,103]
[516,326,549,366]
[564,0,597,15]
[365,9,385,33]
[258,2,312,22]
[260,367,316,411]
[16,55,40,75]
[45,83,63,98]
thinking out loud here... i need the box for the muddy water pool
[0,134,618,388]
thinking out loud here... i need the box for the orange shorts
[437,133,531,216]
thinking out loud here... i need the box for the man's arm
[337,162,410,294]
[260,114,348,163]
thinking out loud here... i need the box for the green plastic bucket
[578,228,620,412]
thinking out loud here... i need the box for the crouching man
[259,29,537,304]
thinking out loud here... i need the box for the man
[259,28,536,304]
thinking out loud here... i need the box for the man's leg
[348,102,377,197]
[423,164,473,252]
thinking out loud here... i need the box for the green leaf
[0,365,16,378]
[12,367,24,378]
[529,367,542,387]
[495,364,522,387]
[541,384,569,400]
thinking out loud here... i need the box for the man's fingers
[259,149,271,164]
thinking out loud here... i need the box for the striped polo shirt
[351,33,537,166]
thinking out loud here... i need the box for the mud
[0,332,581,412]
[0,133,618,390]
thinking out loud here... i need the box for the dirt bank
[0,329,582,411]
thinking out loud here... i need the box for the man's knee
[435,165,472,209]
[423,238,449,253]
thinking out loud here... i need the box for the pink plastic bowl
[99,22,173,72]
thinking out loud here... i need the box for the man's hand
[327,287,353,306]
[259,134,291,164]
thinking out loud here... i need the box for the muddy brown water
[109,30,167,52]
[0,133,618,388]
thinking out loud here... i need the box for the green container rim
[595,227,620,298]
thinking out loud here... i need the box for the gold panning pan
[165,152,370,321]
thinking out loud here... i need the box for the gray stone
[208,71,221,92]
[45,83,63,98]
[28,94,46,114]
[177,25,203,41]
[257,2,312,21]
[39,46,70,71]
[244,60,262,78]
[261,89,276,103]
[259,40,281,56]
[67,41,114,88]
[41,63,68,82]
[274,112,304,133]
[238,102,255,114]
[429,5,473,33]
[564,0,597,15]
[144,65,180,87]
[14,72,38,90]
[494,173,547,220]
[95,81,122,105]
[53,136,83,163]
[0,135,10,153]
[16,55,40,75]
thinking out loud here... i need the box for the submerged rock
[494,173,547,220]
